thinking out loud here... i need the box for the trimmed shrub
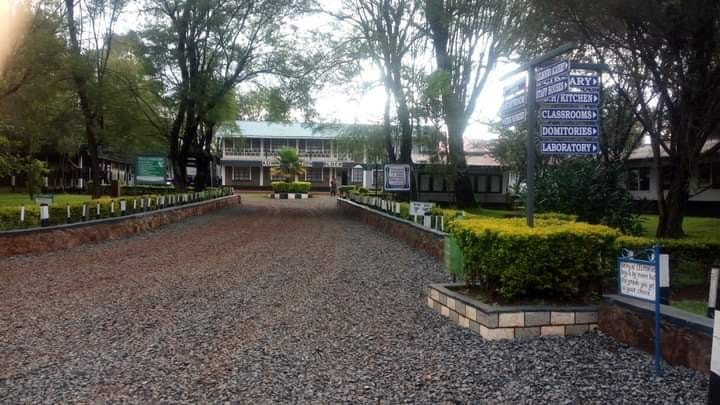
[123,185,177,195]
[271,181,311,194]
[451,217,620,301]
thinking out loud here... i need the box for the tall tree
[424,0,525,207]
[64,0,126,198]
[143,0,310,191]
[532,0,720,237]
[328,0,425,164]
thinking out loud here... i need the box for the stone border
[0,194,241,256]
[270,193,310,199]
[427,283,598,340]
[337,198,445,260]
[599,294,712,373]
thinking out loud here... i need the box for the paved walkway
[0,195,708,403]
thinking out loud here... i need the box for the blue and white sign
[541,125,599,137]
[540,108,598,121]
[384,164,411,191]
[536,80,568,101]
[500,93,526,113]
[503,79,526,97]
[501,110,526,127]
[617,246,663,376]
[569,75,600,89]
[535,60,570,83]
[543,92,600,105]
[541,141,599,155]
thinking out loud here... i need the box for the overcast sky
[116,1,520,140]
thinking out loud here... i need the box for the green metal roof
[218,121,341,139]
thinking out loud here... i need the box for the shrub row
[271,181,311,193]
[0,187,233,231]
[450,217,620,301]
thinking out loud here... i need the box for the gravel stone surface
[0,195,709,403]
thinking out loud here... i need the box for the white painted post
[67,204,71,223]
[40,204,49,227]
[96,203,100,219]
[660,251,670,305]
[20,205,25,223]
[423,215,431,228]
[133,199,137,211]
[120,199,126,216]
[110,201,115,215]
[709,267,719,318]
[710,291,720,402]
[82,204,86,220]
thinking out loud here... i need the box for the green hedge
[123,185,178,195]
[450,217,619,301]
[271,181,311,193]
[0,187,233,231]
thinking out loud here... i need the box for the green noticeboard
[136,156,166,185]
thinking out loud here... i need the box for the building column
[259,166,264,187]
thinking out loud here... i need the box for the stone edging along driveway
[0,194,241,257]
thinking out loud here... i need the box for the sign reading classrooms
[136,156,167,185]
[383,164,411,191]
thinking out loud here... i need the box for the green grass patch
[670,299,707,316]
[0,192,100,208]
[640,215,720,244]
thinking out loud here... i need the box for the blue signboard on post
[569,75,600,89]
[617,246,663,376]
[541,125,599,137]
[541,141,599,155]
[543,92,600,105]
[540,108,598,121]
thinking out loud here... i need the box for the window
[351,167,363,183]
[232,167,251,181]
[307,167,323,182]
[432,175,444,192]
[489,175,502,193]
[419,174,431,192]
[627,168,650,191]
[476,175,488,193]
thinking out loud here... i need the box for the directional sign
[540,108,598,121]
[501,93,526,114]
[501,110,525,127]
[541,125,599,137]
[535,60,570,83]
[543,92,600,105]
[537,74,569,87]
[536,79,568,100]
[541,141,599,155]
[569,75,600,89]
[503,79,526,97]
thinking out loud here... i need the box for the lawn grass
[670,299,707,317]
[0,192,102,208]
[640,215,720,243]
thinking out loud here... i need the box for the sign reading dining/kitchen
[383,164,411,191]
[409,201,434,217]
[136,156,167,185]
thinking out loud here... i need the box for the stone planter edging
[428,283,599,340]
[0,194,240,256]
[270,193,310,199]
[337,198,445,260]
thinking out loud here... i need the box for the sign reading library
[383,164,411,191]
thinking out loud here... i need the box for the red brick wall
[0,195,241,257]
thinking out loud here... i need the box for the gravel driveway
[0,195,709,403]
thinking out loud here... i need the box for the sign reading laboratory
[383,164,411,191]
[136,156,167,185]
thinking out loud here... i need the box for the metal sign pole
[654,245,663,376]
[526,68,537,227]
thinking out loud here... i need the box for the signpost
[569,75,600,89]
[500,79,527,128]
[409,201,434,217]
[136,156,167,185]
[383,164,411,192]
[541,141,599,155]
[540,108,599,121]
[617,246,662,376]
[543,92,600,105]
[541,125,599,137]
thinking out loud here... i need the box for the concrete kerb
[337,197,448,238]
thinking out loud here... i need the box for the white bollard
[110,201,115,215]
[40,204,49,227]
[96,203,101,219]
[66,204,71,223]
[423,215,431,228]
[20,205,25,223]
[120,199,127,216]
[709,267,719,318]
[133,199,137,211]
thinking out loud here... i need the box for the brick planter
[0,194,241,257]
[427,283,598,340]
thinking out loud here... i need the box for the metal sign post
[617,245,663,376]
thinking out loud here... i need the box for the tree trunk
[445,94,475,208]
[656,163,689,238]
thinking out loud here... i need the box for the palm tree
[271,147,305,182]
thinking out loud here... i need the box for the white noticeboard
[409,201,434,217]
[619,261,657,301]
[384,164,411,191]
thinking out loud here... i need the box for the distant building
[217,121,511,206]
[625,139,720,216]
